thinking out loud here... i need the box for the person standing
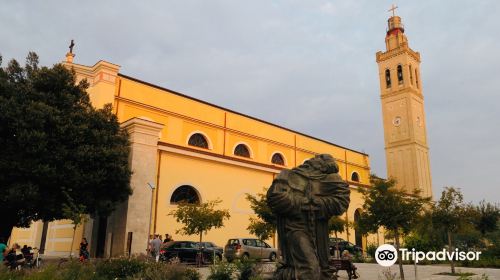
[150,234,162,262]
[0,237,7,263]
[163,234,172,243]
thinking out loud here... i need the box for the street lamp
[146,182,155,256]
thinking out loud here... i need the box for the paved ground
[196,263,500,280]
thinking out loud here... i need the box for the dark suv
[160,241,222,264]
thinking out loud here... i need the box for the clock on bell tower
[375,8,433,197]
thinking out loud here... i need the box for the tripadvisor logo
[375,244,482,266]
[375,244,398,267]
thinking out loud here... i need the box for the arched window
[170,185,200,204]
[415,68,419,88]
[409,65,413,85]
[397,65,403,84]
[234,144,250,158]
[271,153,285,165]
[188,133,209,149]
[385,69,391,88]
[351,172,360,182]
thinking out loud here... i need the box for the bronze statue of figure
[267,154,350,280]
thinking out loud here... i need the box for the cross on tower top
[388,4,398,17]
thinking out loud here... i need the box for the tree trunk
[198,231,203,267]
[447,230,455,274]
[0,218,17,243]
[335,231,340,258]
[70,226,77,259]
[394,229,405,280]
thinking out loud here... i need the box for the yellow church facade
[9,11,430,258]
[9,56,382,257]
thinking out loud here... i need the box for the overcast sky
[1,0,499,204]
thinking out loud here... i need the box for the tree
[357,176,430,280]
[169,199,230,244]
[61,191,88,258]
[432,187,468,274]
[246,190,276,241]
[328,215,347,257]
[468,200,500,236]
[0,53,132,240]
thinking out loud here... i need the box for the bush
[366,243,377,259]
[0,258,202,280]
[138,262,201,280]
[94,258,146,279]
[207,261,235,280]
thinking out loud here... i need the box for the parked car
[197,241,223,257]
[329,238,363,256]
[160,241,222,264]
[224,238,277,262]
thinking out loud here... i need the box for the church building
[10,10,430,258]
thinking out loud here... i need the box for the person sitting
[4,243,25,270]
[341,250,358,279]
[79,238,90,262]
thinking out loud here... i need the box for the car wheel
[269,252,277,262]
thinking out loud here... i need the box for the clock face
[393,116,401,126]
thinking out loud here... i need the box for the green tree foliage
[357,176,430,280]
[432,187,466,274]
[0,53,132,240]
[468,201,500,236]
[246,190,276,241]
[169,199,230,243]
[328,215,347,239]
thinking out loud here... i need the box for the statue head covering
[293,154,339,180]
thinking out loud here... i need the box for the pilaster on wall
[62,60,120,109]
[108,117,164,257]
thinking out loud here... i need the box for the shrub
[207,261,235,280]
[366,243,377,259]
[94,258,145,279]
[138,262,201,280]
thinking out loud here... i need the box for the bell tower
[376,7,432,197]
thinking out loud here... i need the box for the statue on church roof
[267,154,350,280]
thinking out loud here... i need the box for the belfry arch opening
[385,69,391,88]
[397,65,403,84]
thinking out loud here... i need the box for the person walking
[150,234,162,262]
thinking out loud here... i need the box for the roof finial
[65,39,75,63]
[388,4,398,17]
[69,39,75,54]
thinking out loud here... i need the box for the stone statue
[267,154,350,280]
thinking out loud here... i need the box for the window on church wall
[385,69,391,88]
[409,65,413,85]
[415,68,419,88]
[234,144,250,158]
[188,133,209,149]
[271,153,285,165]
[397,65,403,84]
[351,172,360,182]
[170,185,200,205]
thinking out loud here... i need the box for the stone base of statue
[267,154,350,280]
